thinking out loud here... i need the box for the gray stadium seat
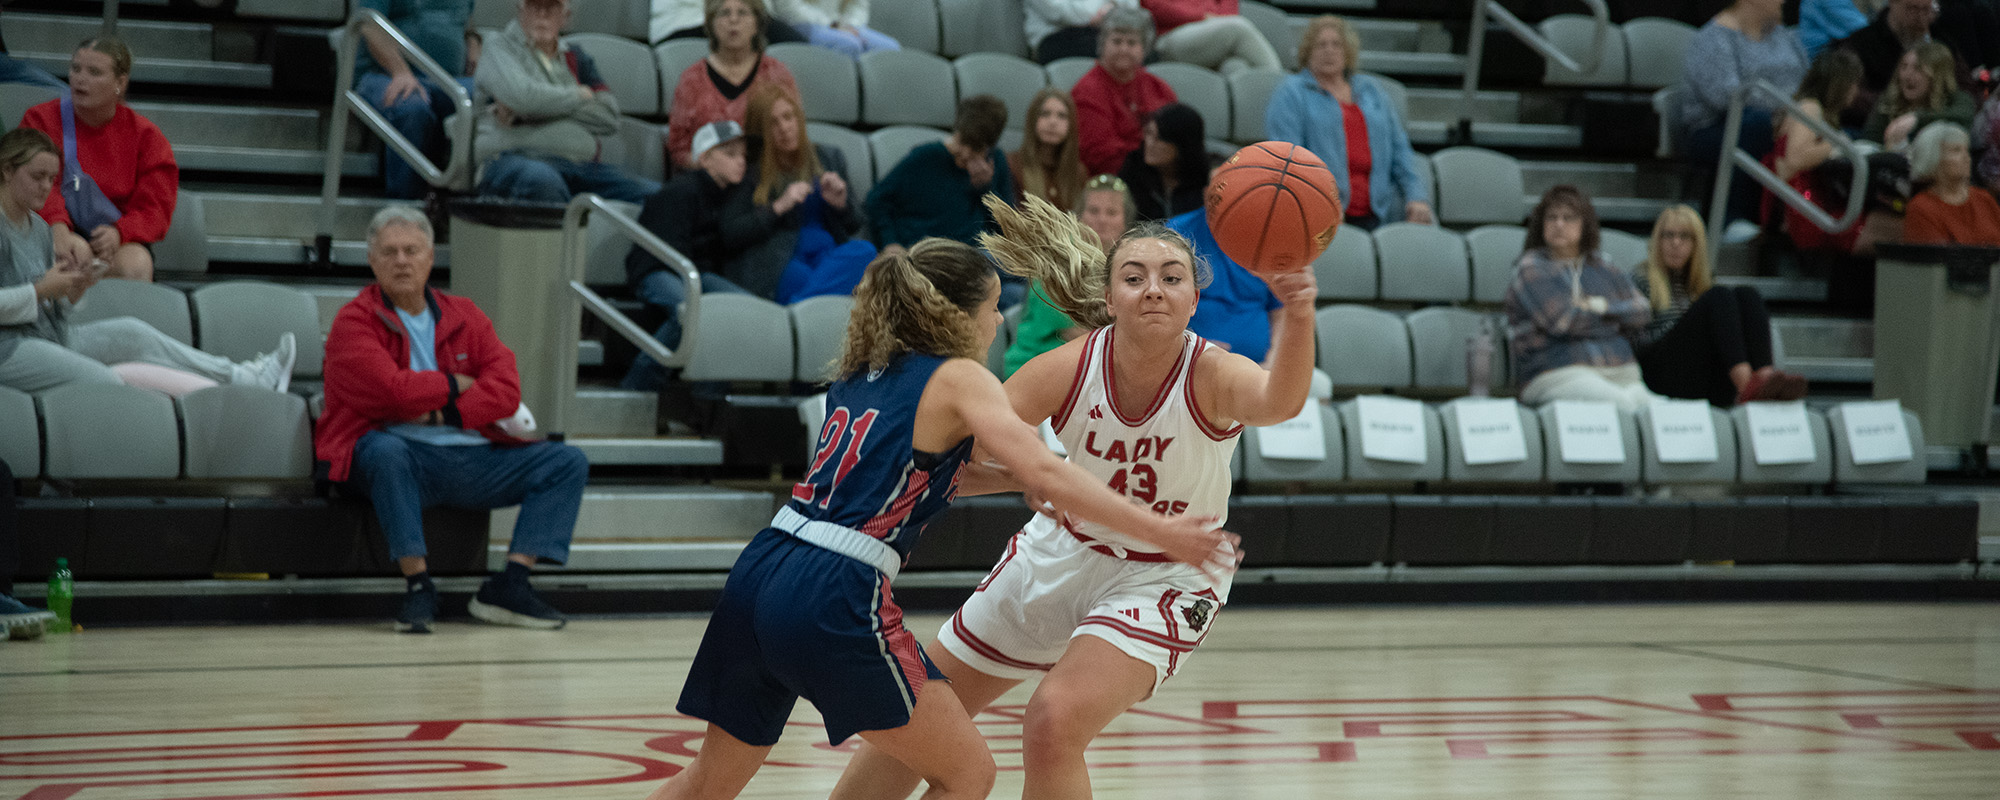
[38,383,181,479]
[1374,223,1470,302]
[1407,306,1502,394]
[1227,67,1286,144]
[1731,404,1833,485]
[1537,403,1642,484]
[1147,62,1230,140]
[682,294,795,382]
[1467,224,1526,304]
[789,295,856,382]
[939,0,1029,58]
[599,117,667,182]
[1243,402,1345,484]
[67,279,194,346]
[1238,1,1298,71]
[872,0,944,54]
[1045,57,1094,90]
[0,385,38,476]
[156,190,209,273]
[1360,71,1408,121]
[655,39,711,108]
[191,281,324,379]
[860,49,959,128]
[769,43,861,125]
[569,33,661,117]
[1437,397,1544,482]
[1635,402,1738,484]
[1316,305,1411,391]
[583,199,643,286]
[1623,18,1698,90]
[1336,397,1445,482]
[1826,403,1927,485]
[1538,14,1629,87]
[569,0,651,40]
[955,53,1049,130]
[1430,147,1524,226]
[1314,223,1377,300]
[179,384,312,479]
[0,82,60,129]
[868,125,950,184]
[1599,228,1649,272]
[809,122,876,201]
[1001,129,1026,156]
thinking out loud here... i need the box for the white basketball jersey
[1023,326,1241,554]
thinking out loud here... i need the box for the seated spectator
[1266,15,1431,229]
[1027,0,1137,64]
[665,0,799,172]
[1167,204,1282,362]
[1863,42,1977,150]
[1003,173,1133,376]
[1503,186,1661,413]
[318,207,587,634]
[1835,0,1995,122]
[18,37,177,281]
[352,0,475,200]
[0,129,293,397]
[1904,122,2000,244]
[1631,205,1806,407]
[1073,8,1177,175]
[0,458,58,640]
[654,0,804,44]
[1011,88,1088,212]
[1119,103,1208,221]
[865,95,1013,255]
[1768,49,1905,255]
[728,84,873,304]
[1677,0,1807,224]
[1141,0,1280,74]
[472,0,659,205]
[622,121,756,392]
[773,0,898,58]
[1800,0,1869,60]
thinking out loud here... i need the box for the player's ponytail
[835,239,995,380]
[981,194,1113,330]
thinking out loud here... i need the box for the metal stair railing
[1458,0,1609,142]
[561,194,700,380]
[1705,80,1868,265]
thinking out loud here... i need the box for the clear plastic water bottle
[46,557,73,634]
[1466,322,1495,397]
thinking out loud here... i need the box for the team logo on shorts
[1180,598,1213,632]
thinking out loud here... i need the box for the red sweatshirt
[1140,0,1241,34]
[19,100,179,244]
[1073,63,1177,176]
[315,285,530,483]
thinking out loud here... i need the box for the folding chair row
[1314,214,1653,305]
[0,383,312,480]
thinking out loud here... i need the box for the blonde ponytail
[834,239,994,380]
[980,194,1114,329]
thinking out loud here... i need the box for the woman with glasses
[1503,186,1663,412]
[664,0,799,171]
[1631,205,1806,407]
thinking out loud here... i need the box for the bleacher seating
[938,0,1029,58]
[868,125,950,184]
[1438,397,1545,482]
[681,294,795,382]
[808,122,877,199]
[1044,56,1094,90]
[874,0,946,54]
[1538,13,1630,87]
[572,32,663,117]
[1620,17,1697,90]
[1241,402,1346,484]
[1313,223,1378,300]
[1337,397,1446,482]
[39,383,183,480]
[860,49,959,128]
[953,53,1050,129]
[1226,68,1287,144]
[1466,224,1527,303]
[190,282,324,383]
[1431,146,1526,225]
[655,39,709,108]
[1147,62,1232,141]
[1374,222,1471,302]
[1316,304,1411,391]
[1537,402,1643,484]
[769,42,861,125]
[68,279,197,345]
[1599,228,1650,271]
[0,386,39,475]
[1406,306,1502,393]
[788,295,855,383]
[179,385,313,479]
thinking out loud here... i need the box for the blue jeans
[797,23,900,58]
[358,71,475,199]
[1684,108,1775,225]
[477,153,660,205]
[621,269,750,391]
[349,431,587,565]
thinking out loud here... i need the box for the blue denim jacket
[1264,70,1428,223]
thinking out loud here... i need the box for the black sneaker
[468,577,566,630]
[396,581,438,634]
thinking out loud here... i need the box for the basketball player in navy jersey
[646,236,1242,800]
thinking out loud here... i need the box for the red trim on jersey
[1101,327,1188,427]
[862,465,930,540]
[1079,615,1200,652]
[1049,328,1101,436]
[950,609,1056,671]
[1157,589,1184,640]
[1063,519,1174,562]
[974,532,1023,592]
[876,576,930,701]
[1184,338,1245,442]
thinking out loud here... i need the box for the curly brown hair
[980,194,1207,331]
[834,239,996,379]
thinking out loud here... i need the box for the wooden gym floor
[2,601,1996,799]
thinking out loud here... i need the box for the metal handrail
[315,8,475,264]
[1705,80,1868,265]
[561,194,701,371]
[1459,0,1609,141]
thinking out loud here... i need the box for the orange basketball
[1204,141,1340,276]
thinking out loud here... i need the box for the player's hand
[1154,515,1242,583]
[1259,265,1317,310]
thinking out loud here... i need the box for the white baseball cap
[691,120,745,162]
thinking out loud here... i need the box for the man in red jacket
[316,207,587,634]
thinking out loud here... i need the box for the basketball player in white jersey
[831,196,1317,800]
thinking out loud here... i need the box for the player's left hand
[1259,266,1317,309]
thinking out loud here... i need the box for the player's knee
[924,750,996,798]
[1019,696,1097,758]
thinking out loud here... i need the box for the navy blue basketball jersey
[786,353,974,560]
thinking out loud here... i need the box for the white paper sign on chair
[1648,399,1718,463]
[1258,402,1328,461]
[1552,400,1625,463]
[1356,395,1427,464]
[1744,401,1815,465]
[1839,400,1912,465]
[1452,397,1526,465]
[1039,419,1067,456]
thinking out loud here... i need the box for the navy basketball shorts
[677,528,945,747]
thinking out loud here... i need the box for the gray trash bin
[448,198,577,434]
[1872,243,2000,450]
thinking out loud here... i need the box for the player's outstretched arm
[1204,269,1318,428]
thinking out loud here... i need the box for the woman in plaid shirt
[1502,186,1663,412]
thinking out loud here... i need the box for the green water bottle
[46,558,73,634]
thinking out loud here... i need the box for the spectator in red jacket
[1141,0,1280,73]
[316,207,588,635]
[1073,7,1178,176]
[17,37,176,282]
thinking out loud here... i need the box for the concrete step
[567,436,725,466]
[1408,121,1585,149]
[1405,88,1524,124]
[487,484,779,570]
[570,388,658,437]
[197,191,410,240]
[7,11,214,57]
[1773,316,1872,384]
[1520,161,1683,200]
[206,236,453,269]
[131,101,336,151]
[1358,51,1466,77]
[13,51,270,89]
[178,145,374,177]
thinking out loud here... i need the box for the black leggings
[0,458,15,597]
[1637,285,1774,408]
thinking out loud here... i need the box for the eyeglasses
[1660,230,1697,242]
[1085,174,1128,193]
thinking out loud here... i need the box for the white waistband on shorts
[770,506,902,579]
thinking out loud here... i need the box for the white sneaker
[247,333,297,393]
[1722,220,1762,244]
